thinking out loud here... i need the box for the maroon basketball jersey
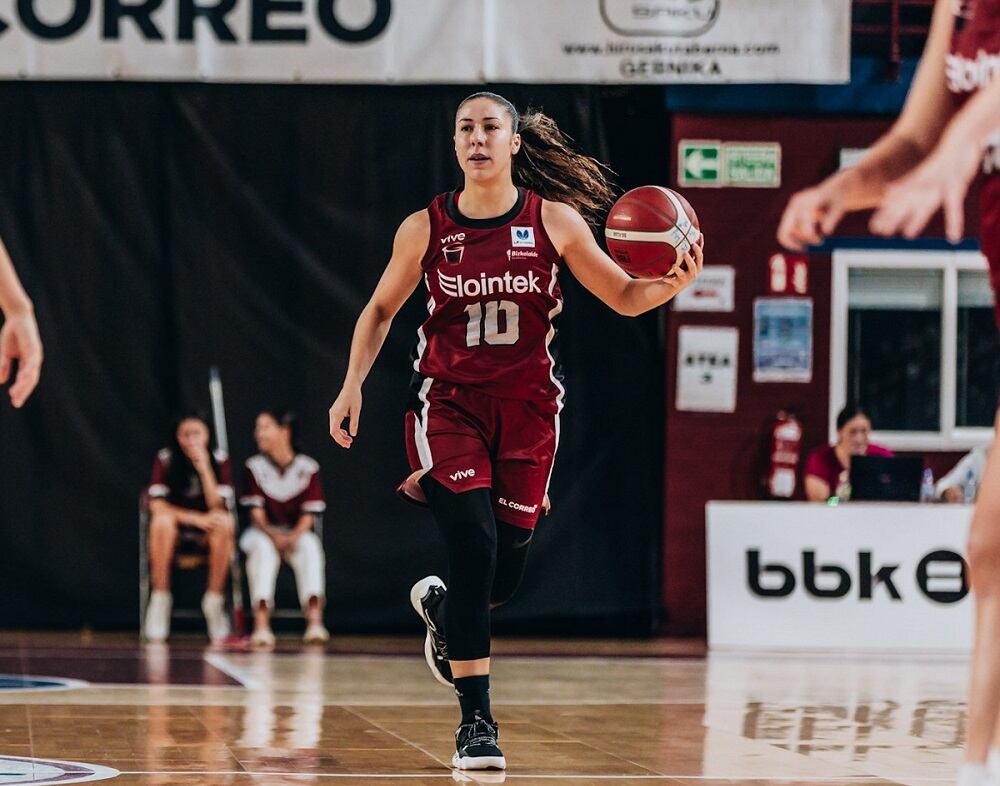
[948,0,1000,322]
[412,188,565,408]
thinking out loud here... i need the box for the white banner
[0,0,849,83]
[0,0,483,82]
[707,502,973,652]
[486,0,851,84]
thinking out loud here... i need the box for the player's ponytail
[457,92,617,226]
[514,109,617,226]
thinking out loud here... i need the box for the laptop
[849,455,924,502]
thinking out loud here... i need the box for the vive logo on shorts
[511,227,535,247]
[449,468,476,482]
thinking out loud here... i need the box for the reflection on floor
[0,633,969,785]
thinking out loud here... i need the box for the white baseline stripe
[202,653,260,690]
[113,773,951,782]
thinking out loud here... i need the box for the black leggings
[421,477,534,661]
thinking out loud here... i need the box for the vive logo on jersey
[511,227,535,247]
[440,233,466,264]
[449,468,476,482]
[438,269,542,298]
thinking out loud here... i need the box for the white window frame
[830,249,993,451]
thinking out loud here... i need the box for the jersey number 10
[464,300,520,347]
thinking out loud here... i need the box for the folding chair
[138,492,245,637]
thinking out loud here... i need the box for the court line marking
[114,773,954,780]
[0,675,90,692]
[202,653,260,690]
[343,705,452,770]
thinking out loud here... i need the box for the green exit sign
[678,140,781,188]
[679,141,721,185]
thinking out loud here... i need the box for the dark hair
[165,412,221,494]
[256,408,301,453]
[836,404,871,431]
[457,91,617,226]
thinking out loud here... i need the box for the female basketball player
[778,3,1000,782]
[329,92,703,771]
[0,237,42,408]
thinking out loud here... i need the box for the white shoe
[303,623,330,644]
[201,592,231,643]
[410,575,452,687]
[251,626,275,648]
[143,591,172,643]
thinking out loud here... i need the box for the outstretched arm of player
[0,238,42,408]
[777,0,958,250]
[328,210,428,449]
[870,75,1000,242]
[543,201,703,318]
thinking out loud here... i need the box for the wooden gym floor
[0,632,966,785]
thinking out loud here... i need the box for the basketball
[604,186,702,279]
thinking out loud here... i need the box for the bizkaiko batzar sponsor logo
[437,269,541,298]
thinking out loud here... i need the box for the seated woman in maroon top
[804,404,893,502]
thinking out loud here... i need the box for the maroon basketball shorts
[404,380,559,530]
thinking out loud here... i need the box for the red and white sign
[673,265,735,312]
[768,253,809,295]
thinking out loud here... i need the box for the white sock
[958,762,989,786]
[988,748,1000,777]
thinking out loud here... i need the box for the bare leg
[451,658,490,679]
[206,515,235,593]
[149,512,178,592]
[254,600,271,631]
[305,596,323,627]
[965,423,1000,764]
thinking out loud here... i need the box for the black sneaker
[452,714,506,771]
[409,575,453,686]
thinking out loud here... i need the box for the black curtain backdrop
[0,83,667,634]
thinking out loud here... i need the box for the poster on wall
[673,265,735,312]
[753,297,812,383]
[676,326,738,413]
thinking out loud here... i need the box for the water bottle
[964,468,977,504]
[920,468,935,503]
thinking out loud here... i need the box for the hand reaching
[0,309,42,408]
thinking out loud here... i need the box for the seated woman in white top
[239,409,328,646]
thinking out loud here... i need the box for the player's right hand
[777,176,850,251]
[0,309,42,408]
[329,385,362,449]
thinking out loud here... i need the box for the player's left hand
[0,308,42,408]
[869,135,981,243]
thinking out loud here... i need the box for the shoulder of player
[294,453,321,474]
[541,199,591,250]
[395,209,431,250]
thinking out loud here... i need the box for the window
[831,250,996,450]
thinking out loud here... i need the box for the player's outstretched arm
[777,0,958,250]
[329,210,428,449]
[870,75,1000,242]
[543,201,703,317]
[0,238,42,408]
